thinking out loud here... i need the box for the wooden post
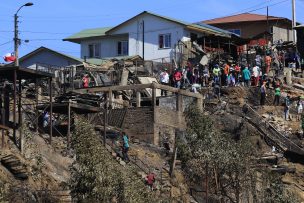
[103,100,108,147]
[67,100,71,148]
[136,91,141,107]
[49,77,53,144]
[18,77,23,153]
[1,129,4,149]
[205,162,208,203]
[35,78,39,132]
[170,147,178,177]
[108,90,113,108]
[176,93,183,112]
[196,98,203,111]
[13,69,17,145]
[152,84,156,107]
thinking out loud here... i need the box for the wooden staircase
[0,152,28,180]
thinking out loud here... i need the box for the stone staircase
[0,152,28,180]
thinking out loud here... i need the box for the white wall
[80,35,128,59]
[79,13,208,62]
[107,13,186,62]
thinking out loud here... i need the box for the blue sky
[1,0,303,62]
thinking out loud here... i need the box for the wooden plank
[0,124,10,130]
[73,84,153,93]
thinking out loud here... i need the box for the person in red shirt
[173,69,182,89]
[234,64,241,84]
[223,63,230,86]
[146,173,156,191]
[82,75,89,88]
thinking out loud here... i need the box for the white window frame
[88,43,100,58]
[117,41,128,56]
[159,33,171,49]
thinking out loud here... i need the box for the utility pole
[142,20,145,61]
[292,0,297,42]
[14,3,34,67]
[14,14,19,66]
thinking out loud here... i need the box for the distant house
[63,11,231,62]
[18,46,83,70]
[203,13,296,44]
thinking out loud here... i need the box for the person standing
[122,132,130,162]
[242,66,251,87]
[252,65,260,86]
[301,113,304,138]
[213,64,221,84]
[160,68,169,96]
[265,54,272,74]
[260,81,267,106]
[284,95,291,121]
[273,86,281,106]
[173,69,182,89]
[202,65,209,87]
[296,98,303,121]
[223,63,230,86]
[182,67,190,88]
[43,111,49,128]
[82,75,89,88]
[234,64,241,85]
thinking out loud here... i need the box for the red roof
[203,13,285,24]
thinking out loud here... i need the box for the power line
[243,0,289,13]
[228,0,275,16]
[0,40,13,46]
[212,0,289,20]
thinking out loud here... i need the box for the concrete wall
[154,106,186,147]
[159,95,196,112]
[121,107,155,143]
[120,105,187,146]
[20,50,81,69]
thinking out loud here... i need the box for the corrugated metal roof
[203,13,285,24]
[63,27,113,43]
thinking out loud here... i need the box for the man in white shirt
[160,68,169,96]
[252,65,260,86]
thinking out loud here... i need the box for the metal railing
[244,103,304,155]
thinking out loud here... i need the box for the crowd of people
[158,53,279,93]
[158,53,304,133]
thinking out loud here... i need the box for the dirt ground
[0,132,73,201]
[210,86,304,201]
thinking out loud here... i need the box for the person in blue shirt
[242,66,251,87]
[122,132,130,162]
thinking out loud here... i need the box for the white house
[64,11,231,62]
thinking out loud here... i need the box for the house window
[88,43,100,58]
[228,29,241,36]
[159,34,171,49]
[117,41,128,55]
